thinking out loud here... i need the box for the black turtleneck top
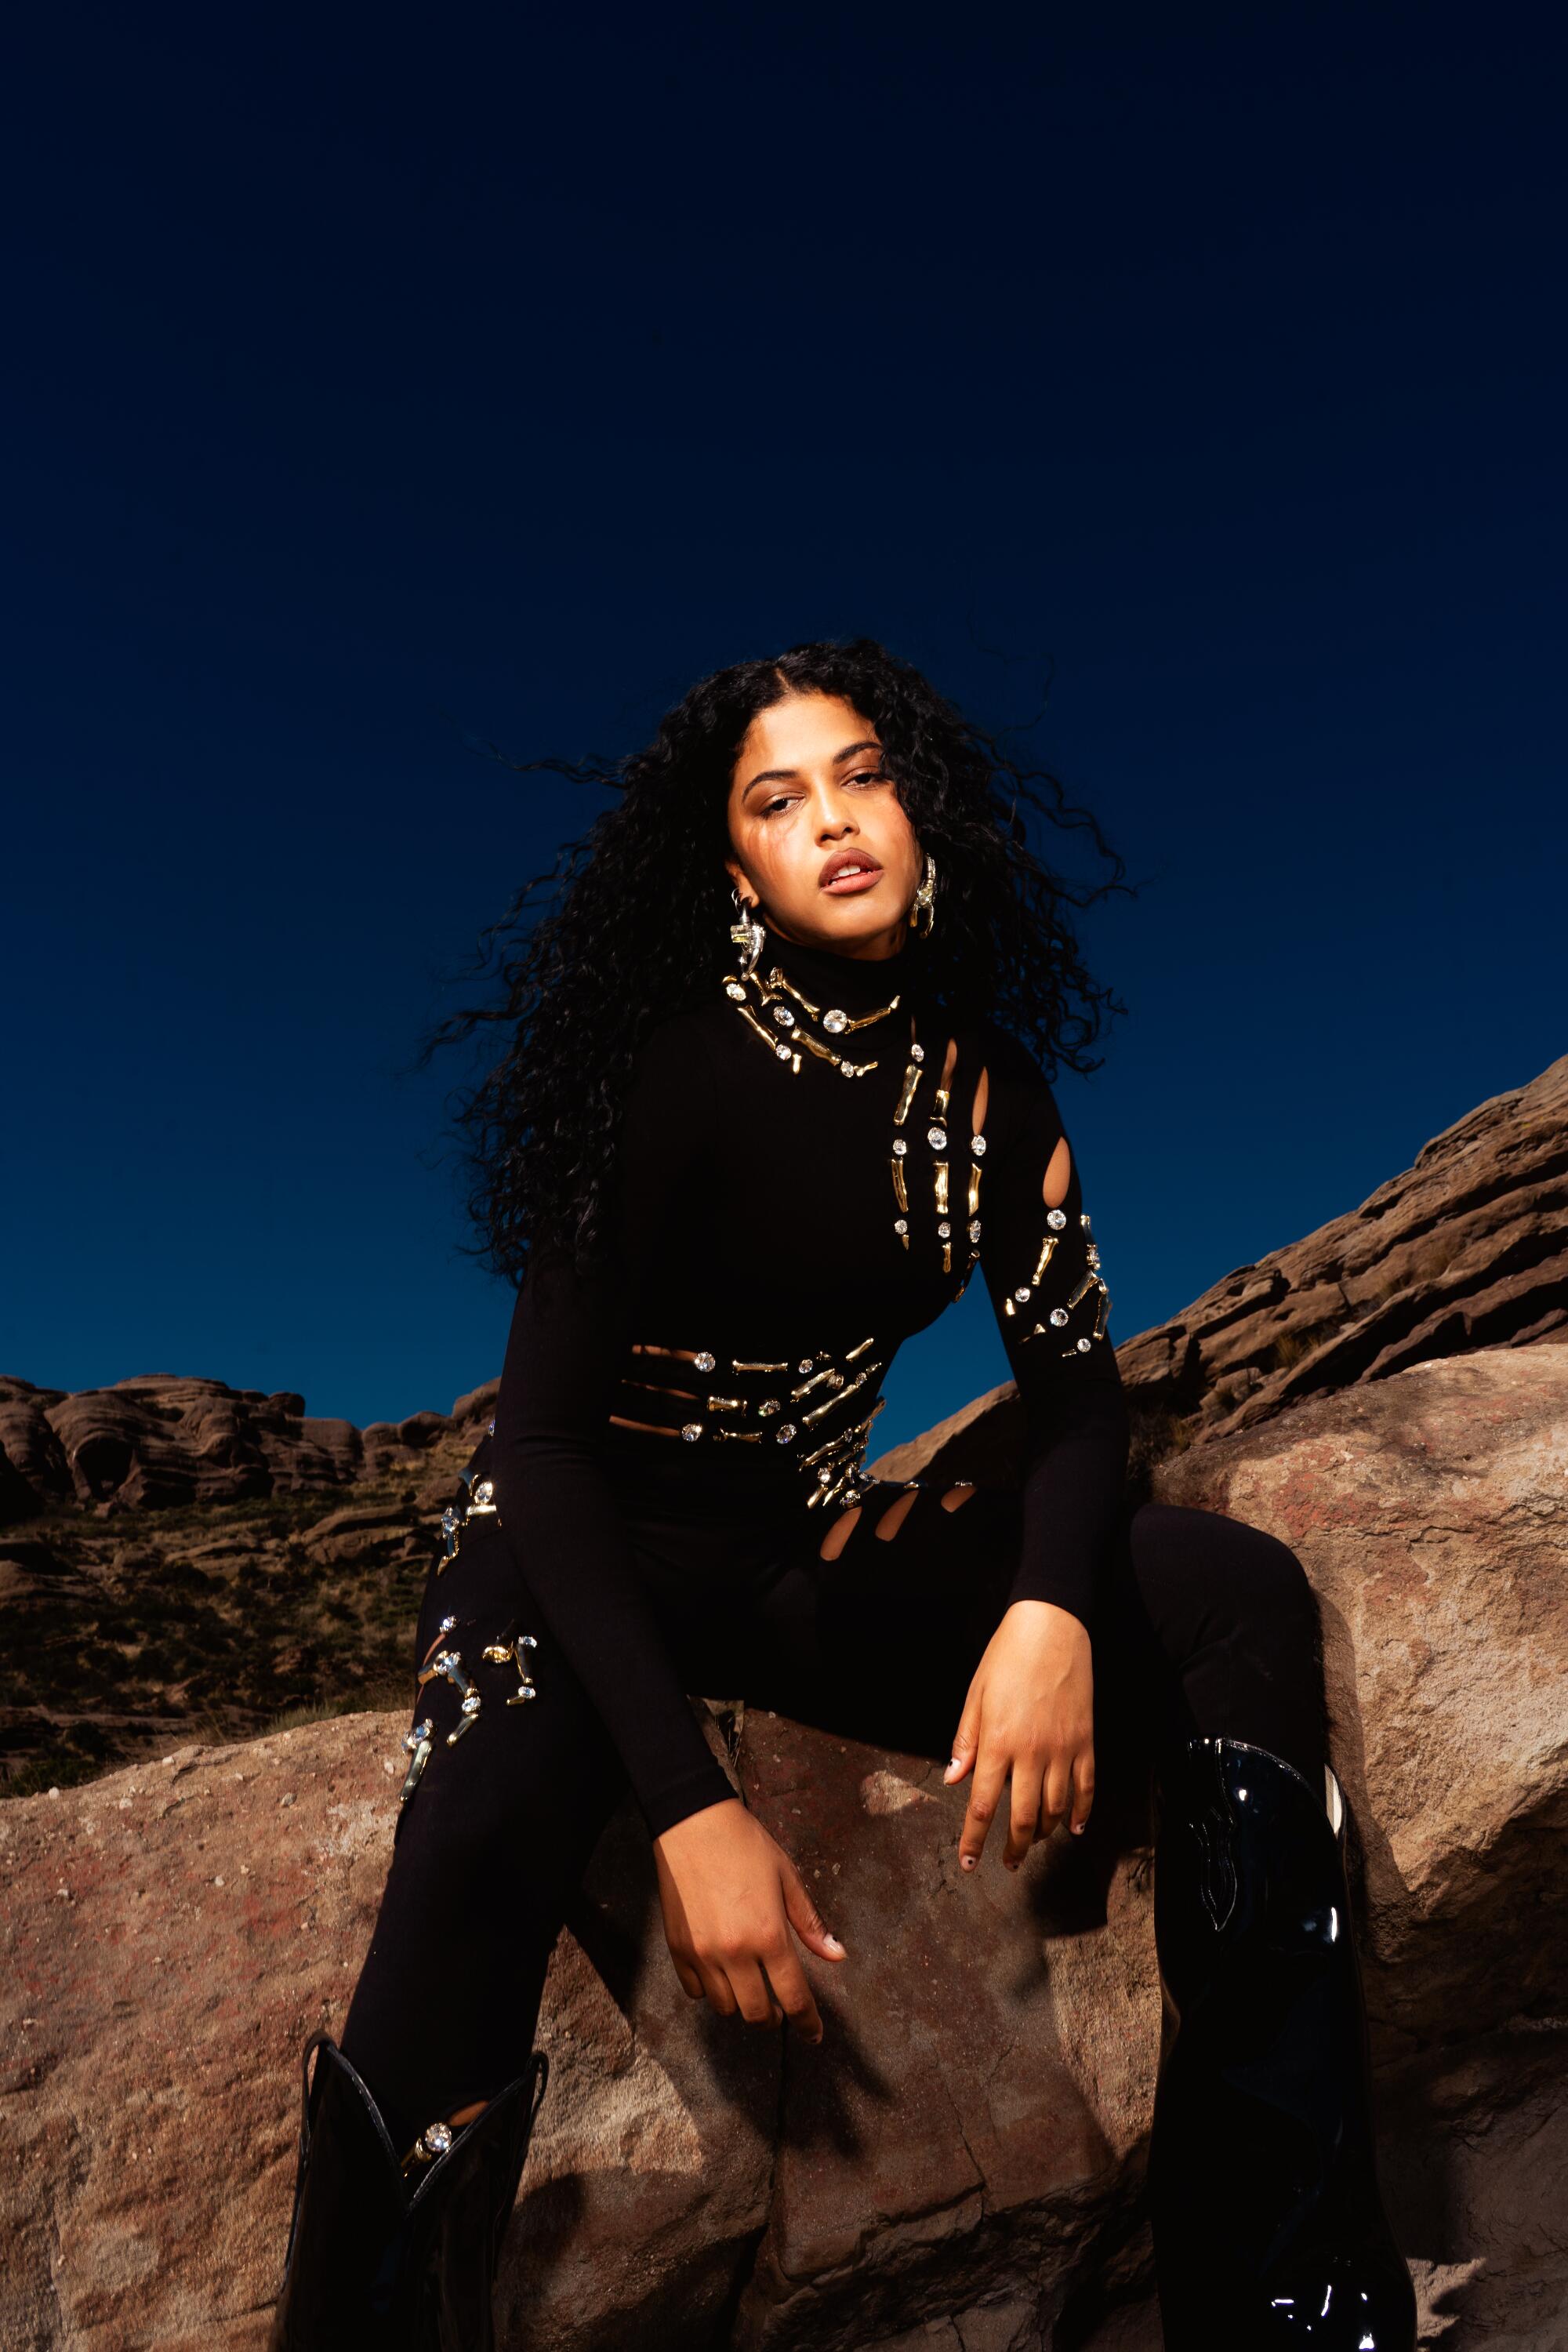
[489,924,1130,1838]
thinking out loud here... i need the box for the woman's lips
[821,863,883,894]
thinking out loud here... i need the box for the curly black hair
[426,637,1131,1282]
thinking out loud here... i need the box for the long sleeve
[977,1034,1130,1635]
[487,1024,739,1841]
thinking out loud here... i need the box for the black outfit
[296,920,1408,2349]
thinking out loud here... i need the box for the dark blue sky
[5,4,1563,1451]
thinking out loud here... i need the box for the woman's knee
[1127,1501,1318,1641]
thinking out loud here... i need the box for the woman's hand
[944,1601,1094,1869]
[652,1796,846,2042]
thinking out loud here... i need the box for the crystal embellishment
[1076,1336,1092,1352]
[971,1134,987,1156]
[419,2122,453,2159]
[681,1422,702,1441]
[439,1615,456,1635]
[1047,1208,1068,1231]
[823,1008,848,1033]
[927,1125,947,1150]
[1014,1287,1031,1304]
[892,1138,907,1156]
[1050,1308,1069,1327]
[694,1350,717,1373]
[777,1422,797,1442]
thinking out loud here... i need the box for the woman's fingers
[1003,1758,1044,1868]
[780,1855,848,1965]
[1042,1751,1073,1835]
[672,1954,706,2002]
[727,1956,784,2028]
[695,1957,739,2017]
[959,1739,1010,1870]
[1070,1744,1096,1835]
[944,1685,982,1788]
[760,1944,824,2042]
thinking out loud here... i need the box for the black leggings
[339,1481,1326,2158]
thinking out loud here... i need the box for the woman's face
[723,691,921,960]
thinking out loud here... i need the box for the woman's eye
[848,767,890,787]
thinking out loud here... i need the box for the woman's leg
[720,1479,1327,1795]
[337,1525,629,2160]
[1101,1497,1328,1791]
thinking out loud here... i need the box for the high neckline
[751,920,925,1017]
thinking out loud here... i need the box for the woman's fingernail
[823,1933,844,1953]
[944,1758,960,1778]
[1072,1822,1086,1835]
[961,1853,976,1871]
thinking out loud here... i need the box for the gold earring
[729,883,766,978]
[910,852,937,938]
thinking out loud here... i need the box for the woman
[268,641,1415,2350]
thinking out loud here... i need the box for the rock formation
[3,1341,1564,2347]
[2,1054,1565,2344]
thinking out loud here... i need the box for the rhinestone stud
[694,1350,716,1373]
[823,1008,848,1033]
[1014,1286,1031,1304]
[969,1220,982,1241]
[758,1397,779,1415]
[419,2122,453,2159]
[776,1423,797,1442]
[798,1359,815,1374]
[927,1125,947,1150]
[910,1043,925,1062]
[725,981,746,1000]
[894,1218,908,1234]
[971,1134,987,1156]
[1047,1209,1068,1231]
[460,1693,481,1715]
[937,1220,950,1238]
[681,1422,702,1442]
[775,1044,791,1060]
[439,1614,457,1635]
[771,1005,796,1028]
[1076,1336,1092,1352]
[1050,1308,1069,1327]
[892,1138,907,1156]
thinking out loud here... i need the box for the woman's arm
[487,1018,737,1841]
[490,1250,739,1838]
[943,1032,1129,1866]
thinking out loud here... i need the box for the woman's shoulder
[621,1000,724,1138]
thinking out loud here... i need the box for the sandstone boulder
[4,1345,1564,2347]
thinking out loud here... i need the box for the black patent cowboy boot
[1147,1737,1416,2350]
[268,2034,548,2350]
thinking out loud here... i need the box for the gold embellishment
[721,960,891,1078]
[397,1624,543,1810]
[1011,1211,1113,1356]
[768,967,901,1032]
